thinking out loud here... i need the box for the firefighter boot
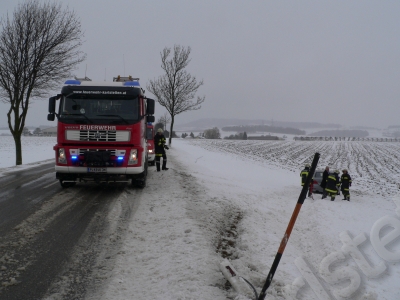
[162,160,168,171]
[347,196,350,201]
[156,157,161,172]
[331,196,335,201]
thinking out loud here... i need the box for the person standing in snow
[300,164,313,197]
[340,169,352,201]
[325,169,340,201]
[154,128,169,172]
[320,166,329,199]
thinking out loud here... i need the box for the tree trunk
[169,116,175,145]
[13,133,23,165]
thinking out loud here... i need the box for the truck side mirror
[48,96,56,113]
[47,114,55,121]
[147,115,155,123]
[146,98,155,115]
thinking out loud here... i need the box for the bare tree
[154,122,164,133]
[0,0,85,165]
[157,112,171,131]
[204,127,220,139]
[147,45,205,145]
[33,127,42,136]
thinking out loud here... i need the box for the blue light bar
[123,81,140,87]
[64,80,81,85]
[71,155,78,159]
[117,157,124,160]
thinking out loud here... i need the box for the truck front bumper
[55,166,146,183]
[55,165,144,174]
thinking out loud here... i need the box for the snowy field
[1,136,399,300]
[0,135,56,169]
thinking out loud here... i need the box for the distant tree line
[22,127,45,136]
[181,132,195,138]
[221,125,305,135]
[247,135,279,140]
[224,132,247,140]
[310,129,368,138]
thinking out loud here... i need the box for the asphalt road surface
[0,162,140,300]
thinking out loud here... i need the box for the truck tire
[133,178,146,189]
[132,161,147,188]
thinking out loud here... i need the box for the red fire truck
[47,76,155,188]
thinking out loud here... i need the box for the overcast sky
[1,0,400,129]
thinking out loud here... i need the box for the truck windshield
[59,96,139,125]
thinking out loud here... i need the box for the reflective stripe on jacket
[341,174,352,190]
[300,170,308,186]
[326,173,340,194]
[300,168,312,186]
[154,134,166,154]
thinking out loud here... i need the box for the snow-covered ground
[0,135,56,171]
[1,136,399,300]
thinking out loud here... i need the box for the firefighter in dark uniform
[154,128,169,171]
[325,169,340,201]
[340,169,352,201]
[300,164,313,197]
[321,166,329,199]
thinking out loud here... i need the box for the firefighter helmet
[157,128,163,133]
[305,164,310,168]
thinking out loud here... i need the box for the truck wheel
[133,178,146,188]
[132,163,147,188]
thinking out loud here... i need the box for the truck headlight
[58,148,67,164]
[128,149,138,165]
[148,149,153,153]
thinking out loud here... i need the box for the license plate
[87,167,107,173]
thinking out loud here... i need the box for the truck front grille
[80,130,116,141]
[79,149,116,156]
[66,130,130,142]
